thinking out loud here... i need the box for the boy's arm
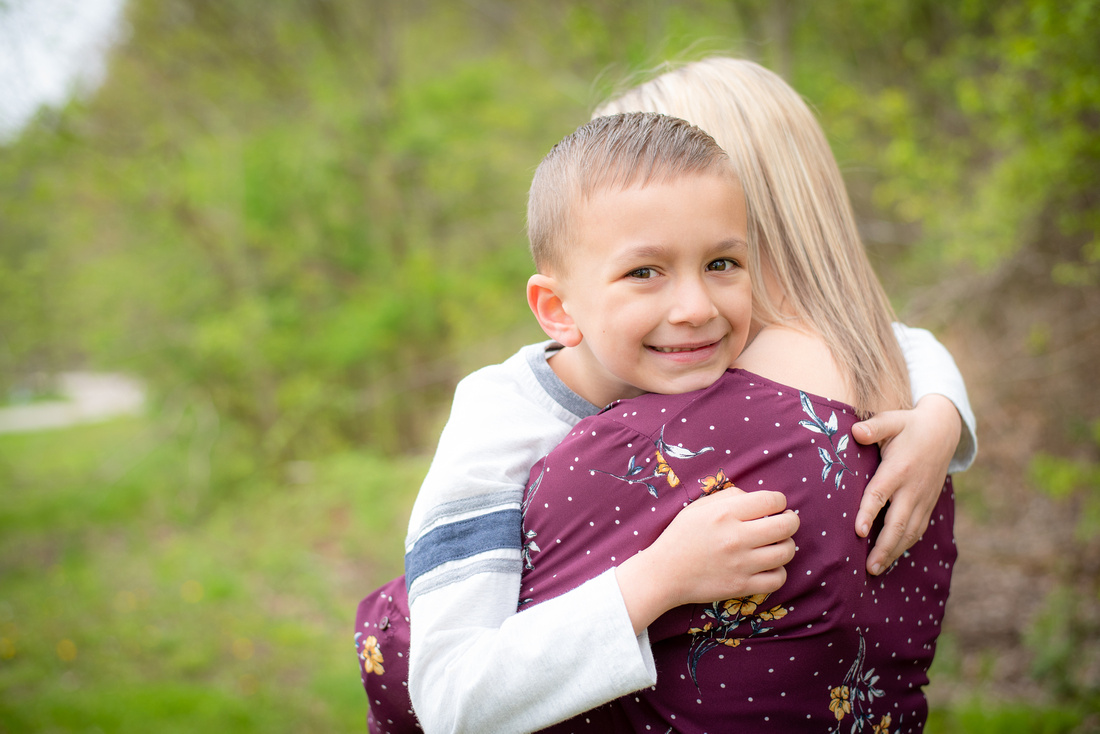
[852,323,977,574]
[409,569,654,734]
[893,322,977,471]
[404,370,656,734]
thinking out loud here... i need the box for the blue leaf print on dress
[594,426,713,498]
[798,391,854,490]
[521,529,540,570]
[521,466,546,569]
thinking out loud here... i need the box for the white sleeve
[893,322,978,473]
[409,569,656,734]
[404,364,655,733]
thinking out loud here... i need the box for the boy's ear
[527,273,582,347]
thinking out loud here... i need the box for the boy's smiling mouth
[647,339,723,354]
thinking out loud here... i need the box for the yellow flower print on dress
[826,632,884,732]
[699,469,735,495]
[758,604,788,621]
[723,593,766,616]
[829,685,851,721]
[655,450,680,488]
[687,593,790,685]
[359,634,385,676]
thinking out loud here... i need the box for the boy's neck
[545,345,642,409]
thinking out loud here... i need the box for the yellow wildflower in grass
[829,685,851,720]
[655,451,680,487]
[699,470,735,495]
[361,635,385,675]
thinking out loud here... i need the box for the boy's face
[553,172,752,406]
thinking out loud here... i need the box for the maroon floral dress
[520,369,955,734]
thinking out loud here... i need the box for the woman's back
[520,354,954,732]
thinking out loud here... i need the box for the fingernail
[870,563,882,575]
[859,523,869,536]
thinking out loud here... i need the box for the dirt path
[0,372,145,433]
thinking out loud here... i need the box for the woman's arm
[893,323,977,471]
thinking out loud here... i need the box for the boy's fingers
[735,541,793,578]
[867,501,929,575]
[742,566,788,598]
[721,489,787,521]
[742,510,800,549]
[854,468,899,538]
[759,536,797,569]
[852,410,904,446]
[866,515,906,575]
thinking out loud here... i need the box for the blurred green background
[1,0,1098,731]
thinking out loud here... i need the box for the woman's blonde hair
[595,57,910,416]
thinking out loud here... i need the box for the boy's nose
[667,278,719,326]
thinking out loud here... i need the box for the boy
[401,113,789,734]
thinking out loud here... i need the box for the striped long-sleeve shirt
[402,330,976,734]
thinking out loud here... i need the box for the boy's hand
[853,394,961,575]
[616,488,798,634]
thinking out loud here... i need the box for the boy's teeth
[655,346,693,353]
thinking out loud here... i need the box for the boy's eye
[627,267,656,279]
[706,258,739,272]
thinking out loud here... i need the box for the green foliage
[926,700,1092,734]
[1025,584,1100,710]
[1025,421,1100,713]
[799,0,1100,286]
[0,418,421,733]
[3,0,1097,455]
[1030,451,1100,500]
[1029,418,1100,539]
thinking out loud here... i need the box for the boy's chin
[643,369,728,397]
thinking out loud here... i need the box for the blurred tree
[1,0,1095,466]
[0,0,750,462]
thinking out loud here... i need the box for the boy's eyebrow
[614,238,749,263]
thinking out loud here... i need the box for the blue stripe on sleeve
[404,508,524,588]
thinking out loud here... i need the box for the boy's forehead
[578,168,743,212]
[555,169,746,268]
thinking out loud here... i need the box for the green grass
[1,416,1095,732]
[0,416,421,732]
[927,700,1095,734]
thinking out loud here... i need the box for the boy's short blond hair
[527,112,734,275]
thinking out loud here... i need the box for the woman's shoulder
[733,324,854,408]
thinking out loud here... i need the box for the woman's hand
[615,488,799,635]
[853,394,961,575]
